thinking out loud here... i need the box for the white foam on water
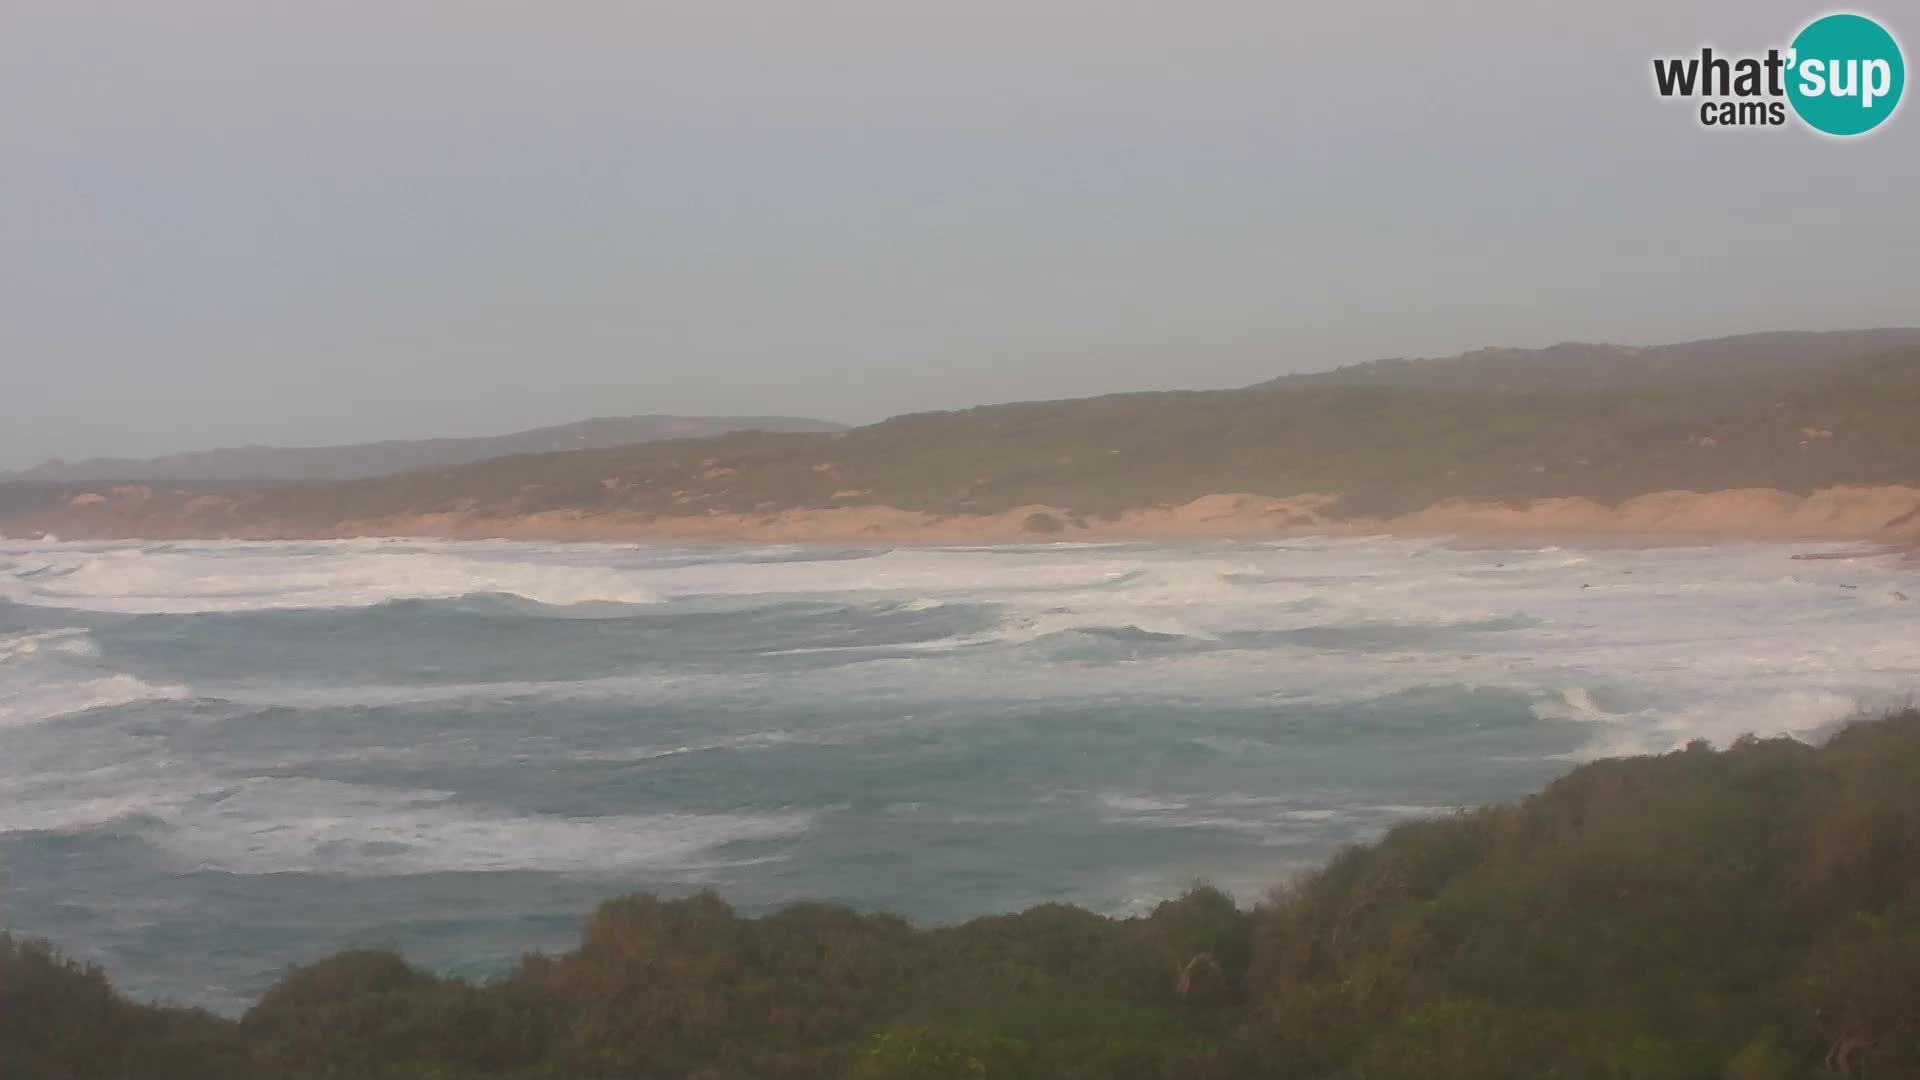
[1098,793,1189,813]
[0,784,175,834]
[170,785,810,877]
[0,626,100,661]
[0,673,191,730]
[0,771,810,876]
[0,542,664,613]
[995,607,1224,644]
[2,536,1917,890]
[0,628,190,729]
[1091,789,1450,846]
[10,533,1885,637]
[1537,687,1868,759]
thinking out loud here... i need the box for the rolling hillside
[5,330,1920,540]
[1284,328,1920,393]
[3,415,845,483]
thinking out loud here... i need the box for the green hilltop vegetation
[1277,329,1920,393]
[2,329,1919,535]
[7,708,1919,1079]
[230,334,1920,526]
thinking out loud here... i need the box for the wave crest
[1,544,663,613]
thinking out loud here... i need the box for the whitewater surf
[2,535,1915,1012]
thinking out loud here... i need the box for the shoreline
[5,484,1919,551]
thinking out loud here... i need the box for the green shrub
[6,708,1918,1078]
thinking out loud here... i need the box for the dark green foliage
[240,949,550,1078]
[7,711,1920,1078]
[1238,715,1920,1078]
[0,934,243,1080]
[13,340,1918,536]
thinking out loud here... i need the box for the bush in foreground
[4,709,1918,1079]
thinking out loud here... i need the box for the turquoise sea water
[2,535,1915,1012]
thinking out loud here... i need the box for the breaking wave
[2,533,1915,1011]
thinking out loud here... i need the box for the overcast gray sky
[2,0,1914,468]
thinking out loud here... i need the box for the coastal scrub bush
[5,708,1918,1078]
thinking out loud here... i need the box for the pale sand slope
[11,485,1920,547]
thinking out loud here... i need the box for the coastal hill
[1282,328,1920,393]
[1,414,846,484]
[5,329,1920,542]
[8,707,1919,1079]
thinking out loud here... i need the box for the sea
[2,534,1915,1013]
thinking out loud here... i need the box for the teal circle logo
[1786,13,1904,135]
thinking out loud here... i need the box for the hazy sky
[2,1,1915,468]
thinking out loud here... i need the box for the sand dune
[8,485,1919,548]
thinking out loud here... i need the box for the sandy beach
[8,484,1920,550]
